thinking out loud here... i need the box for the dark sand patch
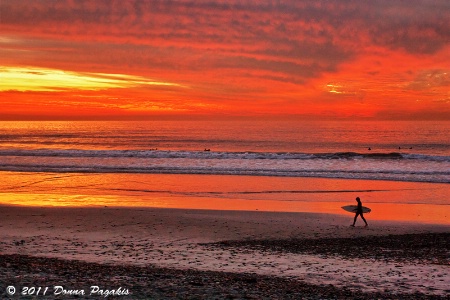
[206,233,450,265]
[1,254,447,300]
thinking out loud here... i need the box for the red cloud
[1,0,449,120]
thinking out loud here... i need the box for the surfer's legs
[352,212,368,226]
[360,213,368,226]
[352,213,359,226]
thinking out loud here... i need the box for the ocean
[0,120,449,223]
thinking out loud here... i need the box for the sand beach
[1,205,449,299]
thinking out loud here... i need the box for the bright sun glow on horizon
[0,66,184,92]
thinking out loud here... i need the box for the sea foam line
[0,149,449,162]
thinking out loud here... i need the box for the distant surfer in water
[351,197,368,227]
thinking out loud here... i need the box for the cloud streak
[0,67,185,91]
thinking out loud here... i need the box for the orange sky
[0,0,449,120]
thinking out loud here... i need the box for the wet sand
[0,205,449,299]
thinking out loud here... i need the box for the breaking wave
[0,149,448,183]
[0,149,448,161]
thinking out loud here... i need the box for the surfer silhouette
[351,197,368,227]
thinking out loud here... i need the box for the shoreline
[1,201,449,226]
[1,205,449,298]
[1,171,449,225]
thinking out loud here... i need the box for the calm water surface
[0,120,449,223]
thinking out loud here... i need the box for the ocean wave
[0,148,449,183]
[0,162,448,183]
[0,149,449,162]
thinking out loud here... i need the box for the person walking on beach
[351,197,368,227]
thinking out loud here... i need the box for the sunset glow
[0,66,184,92]
[1,0,449,120]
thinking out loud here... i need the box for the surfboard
[341,205,371,213]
